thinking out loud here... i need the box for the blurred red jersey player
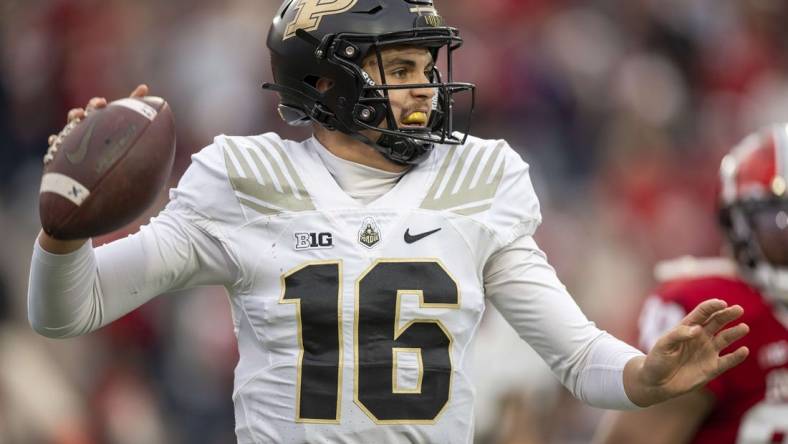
[597,124,788,444]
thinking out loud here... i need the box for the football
[39,96,176,240]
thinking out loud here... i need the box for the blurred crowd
[1,0,788,443]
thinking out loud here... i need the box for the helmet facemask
[265,21,475,165]
[334,30,475,164]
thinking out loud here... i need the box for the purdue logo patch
[284,0,358,40]
[358,217,381,248]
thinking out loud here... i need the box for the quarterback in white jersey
[173,132,541,442]
[29,1,751,443]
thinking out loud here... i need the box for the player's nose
[410,86,436,100]
[409,70,436,100]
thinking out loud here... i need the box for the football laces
[44,117,82,165]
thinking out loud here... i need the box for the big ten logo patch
[295,232,334,250]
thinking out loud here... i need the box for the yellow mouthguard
[403,112,427,125]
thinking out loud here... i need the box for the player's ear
[316,78,334,94]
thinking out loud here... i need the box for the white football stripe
[110,98,158,121]
[40,173,90,206]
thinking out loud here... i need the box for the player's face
[361,46,436,138]
[751,202,788,266]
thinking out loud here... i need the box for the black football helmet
[719,123,788,303]
[263,0,475,165]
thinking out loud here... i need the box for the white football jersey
[169,132,541,443]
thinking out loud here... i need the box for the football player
[28,1,750,442]
[595,124,788,444]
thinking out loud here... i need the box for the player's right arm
[38,231,87,254]
[29,199,237,337]
[594,390,713,444]
[28,87,239,338]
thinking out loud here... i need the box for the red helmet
[719,123,788,303]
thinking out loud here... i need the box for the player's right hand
[43,85,149,165]
[38,84,151,254]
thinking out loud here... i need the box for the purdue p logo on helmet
[284,0,359,40]
[264,0,476,165]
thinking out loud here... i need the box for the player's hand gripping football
[623,299,749,407]
[39,84,175,253]
[43,85,148,165]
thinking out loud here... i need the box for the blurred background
[1,0,788,443]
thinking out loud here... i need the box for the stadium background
[1,0,787,442]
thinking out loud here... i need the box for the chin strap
[375,133,433,165]
[344,129,433,166]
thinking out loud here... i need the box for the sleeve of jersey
[27,143,240,338]
[486,144,542,245]
[637,292,727,399]
[484,235,645,410]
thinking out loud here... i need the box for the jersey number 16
[280,259,459,424]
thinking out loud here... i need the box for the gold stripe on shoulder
[226,138,255,179]
[423,146,458,204]
[440,143,475,198]
[223,136,315,215]
[246,137,293,194]
[421,141,506,214]
[261,135,311,200]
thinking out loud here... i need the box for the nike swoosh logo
[404,227,442,244]
[66,119,97,164]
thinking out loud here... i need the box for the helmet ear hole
[312,77,334,93]
[302,75,320,88]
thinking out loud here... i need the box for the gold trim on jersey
[421,141,506,215]
[392,347,424,394]
[279,260,343,424]
[223,137,315,215]
[353,259,461,425]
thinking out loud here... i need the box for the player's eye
[389,68,408,79]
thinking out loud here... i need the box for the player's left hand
[624,298,749,407]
